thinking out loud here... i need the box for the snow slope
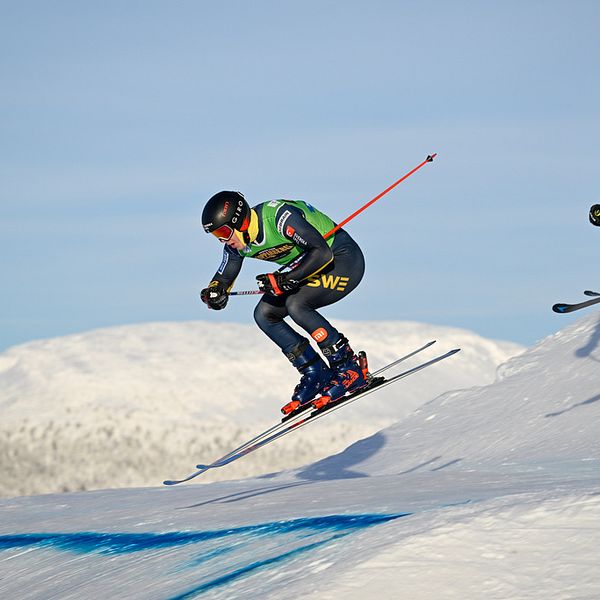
[0,320,520,497]
[0,313,599,599]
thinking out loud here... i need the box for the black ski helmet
[202,191,251,240]
[589,204,600,227]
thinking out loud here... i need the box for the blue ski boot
[281,340,332,415]
[313,335,369,410]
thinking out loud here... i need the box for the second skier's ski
[553,290,600,314]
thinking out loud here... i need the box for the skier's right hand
[200,281,229,310]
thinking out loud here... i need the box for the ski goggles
[210,216,250,242]
[210,224,235,242]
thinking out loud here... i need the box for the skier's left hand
[256,272,299,296]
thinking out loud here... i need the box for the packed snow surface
[0,319,520,497]
[1,313,599,599]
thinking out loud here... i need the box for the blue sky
[1,0,599,349]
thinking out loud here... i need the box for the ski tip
[552,303,568,313]
[448,348,461,356]
[195,464,210,469]
[163,480,178,486]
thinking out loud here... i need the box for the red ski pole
[324,153,436,240]
[228,153,436,296]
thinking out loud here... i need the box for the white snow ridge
[0,319,519,497]
[1,313,600,600]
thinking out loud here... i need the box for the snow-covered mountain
[0,313,599,599]
[0,320,520,497]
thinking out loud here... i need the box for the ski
[163,344,460,486]
[194,348,460,470]
[584,290,600,297]
[195,348,461,471]
[552,296,600,314]
[163,340,437,485]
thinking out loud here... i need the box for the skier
[551,205,600,314]
[589,204,600,226]
[200,191,368,415]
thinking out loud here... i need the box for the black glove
[256,272,299,296]
[590,204,600,227]
[200,281,229,310]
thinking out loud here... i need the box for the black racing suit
[210,202,365,355]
